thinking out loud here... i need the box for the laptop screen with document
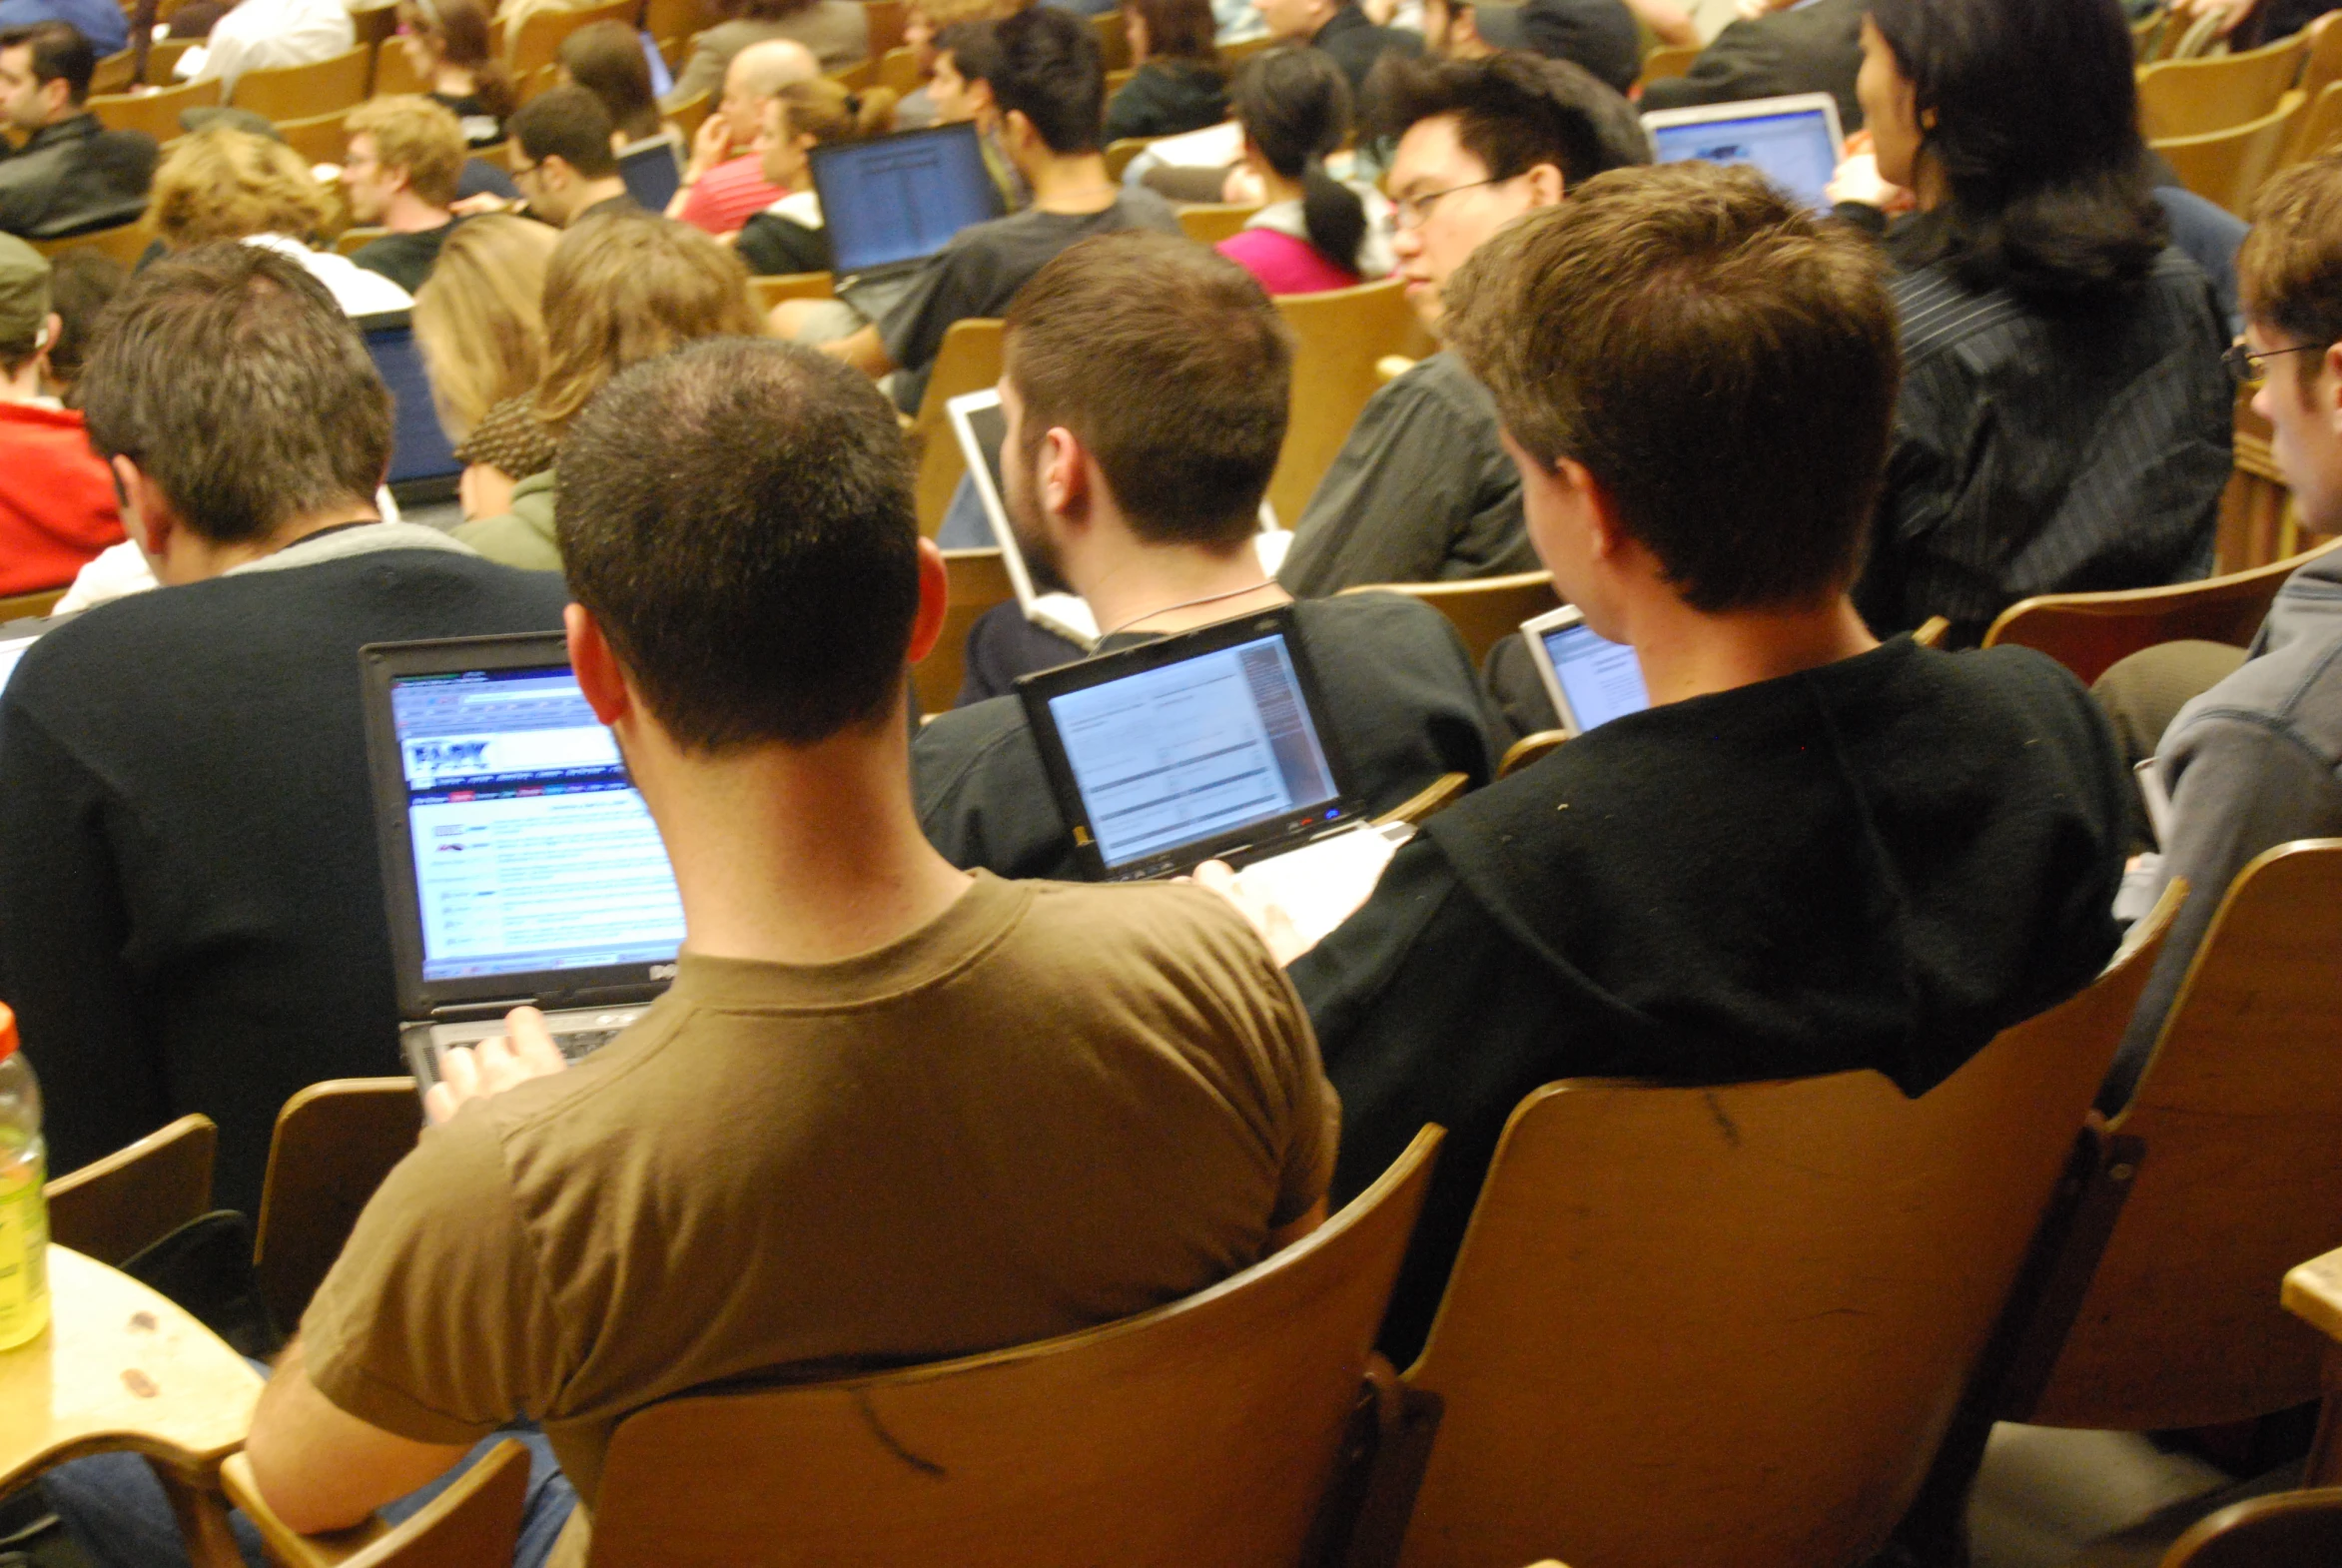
[811,124,1005,277]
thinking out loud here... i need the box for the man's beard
[1004,464,1074,595]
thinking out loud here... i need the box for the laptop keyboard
[552,1028,622,1062]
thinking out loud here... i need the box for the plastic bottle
[0,1002,48,1351]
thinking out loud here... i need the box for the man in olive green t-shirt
[235,340,1339,1566]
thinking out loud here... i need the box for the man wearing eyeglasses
[2091,154,2342,1114]
[503,86,635,229]
[1275,53,1646,598]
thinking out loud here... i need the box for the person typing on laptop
[1201,162,2133,1362]
[915,231,1499,881]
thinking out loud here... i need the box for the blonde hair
[775,77,897,143]
[346,96,469,208]
[411,214,560,441]
[151,129,336,250]
[533,212,765,433]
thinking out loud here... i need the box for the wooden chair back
[508,0,641,74]
[1173,200,1256,246]
[147,36,201,83]
[371,35,431,98]
[1221,32,1276,67]
[865,0,908,56]
[666,87,710,142]
[2288,78,2342,165]
[2137,32,2310,139]
[352,1,401,50]
[914,548,1014,717]
[1105,64,1137,95]
[45,1115,217,1266]
[642,0,706,64]
[1637,41,1700,85]
[1337,572,1560,667]
[221,1439,533,1568]
[91,76,223,140]
[1980,535,2342,685]
[1373,771,1468,827]
[275,107,352,166]
[1093,8,1131,72]
[587,1128,1442,1567]
[2132,5,2166,61]
[91,47,138,95]
[2151,92,2310,215]
[1391,895,2180,1568]
[2019,840,2342,1431]
[910,317,1004,532]
[749,270,833,313]
[0,585,67,621]
[2157,1487,2342,1567]
[873,43,922,96]
[229,44,374,119]
[2296,10,2342,110]
[337,224,390,256]
[1495,729,1565,780]
[830,55,877,90]
[1104,135,1155,180]
[1269,277,1417,526]
[28,213,157,268]
[252,1077,421,1330]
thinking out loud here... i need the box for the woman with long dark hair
[1214,47,1365,294]
[397,0,515,146]
[1104,0,1227,142]
[1840,0,2231,644]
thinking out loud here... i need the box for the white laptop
[1520,604,1652,736]
[1641,93,1848,213]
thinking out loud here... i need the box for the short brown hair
[151,129,335,250]
[346,96,467,208]
[1006,231,1291,549]
[1445,162,1899,611]
[2241,155,2342,358]
[533,211,764,432]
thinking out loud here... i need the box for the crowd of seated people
[9,0,2342,1560]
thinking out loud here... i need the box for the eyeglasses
[1391,176,1505,232]
[2224,340,2328,388]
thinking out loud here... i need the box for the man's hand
[422,1006,567,1125]
[447,192,518,217]
[2171,0,2259,36]
[1189,860,1314,967]
[684,111,735,182]
[1826,133,1917,215]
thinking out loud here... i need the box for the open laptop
[1641,93,1847,212]
[945,387,1291,649]
[1016,607,1405,942]
[358,311,462,508]
[810,123,1005,318]
[1521,605,1651,736]
[362,632,685,1091]
[0,627,43,693]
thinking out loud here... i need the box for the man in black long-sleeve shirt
[0,244,566,1213]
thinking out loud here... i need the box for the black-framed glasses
[2224,340,2328,388]
[1392,176,1505,232]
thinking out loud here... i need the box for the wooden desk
[2283,1245,2342,1486]
[0,1244,263,1566]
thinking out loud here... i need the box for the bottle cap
[0,1002,14,1063]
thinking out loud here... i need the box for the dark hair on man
[510,84,620,179]
[1232,48,1363,272]
[0,20,97,104]
[45,250,128,394]
[79,243,392,544]
[989,4,1104,156]
[1367,51,1647,189]
[1869,0,2165,300]
[1006,231,1291,549]
[934,18,1004,85]
[557,339,921,751]
[1445,163,1900,612]
[558,20,663,143]
[2240,155,2342,382]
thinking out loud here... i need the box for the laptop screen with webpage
[387,661,683,983]
[1643,95,1844,211]
[1540,618,1651,733]
[810,124,1005,277]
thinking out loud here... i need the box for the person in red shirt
[0,234,121,599]
[669,38,818,237]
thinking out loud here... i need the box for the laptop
[0,627,43,693]
[945,387,1291,650]
[1016,607,1406,942]
[359,312,462,507]
[1641,93,1847,212]
[361,632,686,1091]
[1521,604,1651,736]
[616,133,685,213]
[810,123,1005,315]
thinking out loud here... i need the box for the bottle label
[0,1146,49,1350]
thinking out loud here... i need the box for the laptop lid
[1522,604,1650,737]
[0,628,43,693]
[363,632,685,1020]
[1641,93,1846,213]
[360,312,462,493]
[1015,606,1360,881]
[810,123,1006,280]
[616,134,685,213]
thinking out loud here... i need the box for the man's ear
[1562,456,1627,561]
[907,536,950,665]
[1039,424,1091,524]
[111,455,174,561]
[565,601,634,728]
[1521,161,1566,208]
[2321,342,2342,432]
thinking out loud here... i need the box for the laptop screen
[1647,103,1840,210]
[810,124,1004,276]
[364,319,461,486]
[1541,619,1651,732]
[388,663,683,982]
[1043,629,1340,871]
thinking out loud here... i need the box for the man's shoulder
[1292,587,1470,653]
[2173,573,2342,766]
[1010,878,1291,990]
[1382,350,1497,416]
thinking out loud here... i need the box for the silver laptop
[1641,92,1847,212]
[1520,604,1651,736]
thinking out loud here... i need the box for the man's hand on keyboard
[423,1007,570,1126]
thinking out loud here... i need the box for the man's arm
[822,323,899,380]
[243,1339,475,1535]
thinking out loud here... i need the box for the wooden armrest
[1912,615,1953,649]
[220,1453,390,1568]
[2286,1247,2342,1342]
[219,1441,531,1568]
[1373,772,1467,828]
[1375,355,1417,386]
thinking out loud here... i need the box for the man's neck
[629,709,974,966]
[566,177,632,221]
[0,363,44,403]
[1024,152,1120,215]
[383,191,451,235]
[156,500,383,584]
[1624,593,1881,708]
[1070,528,1287,638]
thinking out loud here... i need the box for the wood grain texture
[253,1079,420,1332]
[222,1441,529,1568]
[1339,573,1561,670]
[46,1115,217,1267]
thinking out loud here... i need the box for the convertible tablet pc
[1641,93,1847,212]
[1522,604,1651,736]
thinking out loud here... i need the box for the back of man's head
[347,96,467,207]
[2240,156,2342,385]
[557,339,921,752]
[80,242,392,544]
[1006,232,1291,549]
[1369,50,1646,188]
[729,36,821,99]
[935,18,1005,88]
[0,21,95,109]
[0,235,52,378]
[990,5,1104,157]
[1445,162,1898,612]
[151,128,335,249]
[511,84,619,179]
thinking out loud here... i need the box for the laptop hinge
[428,998,535,1024]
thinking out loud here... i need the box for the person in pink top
[670,37,818,236]
[1214,47,1365,296]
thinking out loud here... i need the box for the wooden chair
[507,0,640,75]
[2131,5,2166,61]
[1979,535,2342,685]
[45,1115,218,1266]
[830,55,878,91]
[28,212,156,268]
[2155,1488,2342,1566]
[1337,571,1560,667]
[666,87,710,144]
[749,270,832,313]
[0,585,67,621]
[91,76,223,140]
[1495,729,1565,780]
[251,1078,420,1331]
[1174,201,1256,246]
[1103,134,1156,180]
[2286,1246,2342,1485]
[2285,77,2342,166]
[147,36,201,84]
[914,547,1013,717]
[1911,614,1952,648]
[1373,772,1468,828]
[2137,32,2311,140]
[873,43,922,96]
[91,47,139,95]
[583,1127,1440,1566]
[1370,890,2182,1568]
[370,37,430,100]
[336,224,390,256]
[2151,93,2310,215]
[229,44,374,119]
[512,62,561,106]
[1636,41,1700,86]
[221,1439,534,1568]
[275,108,352,166]
[1104,65,1137,95]
[1269,277,1416,526]
[2292,10,2342,116]
[910,317,1004,533]
[864,0,908,57]
[1092,8,1130,73]
[642,0,705,66]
